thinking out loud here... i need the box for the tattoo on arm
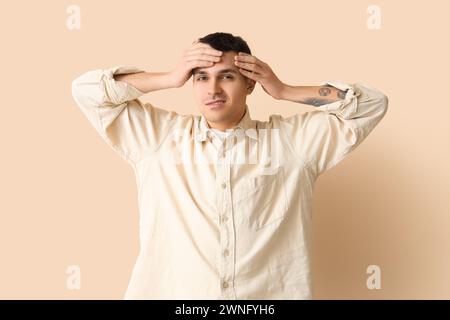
[319,86,332,96]
[294,98,337,106]
[337,89,347,99]
[323,84,347,99]
[294,85,348,106]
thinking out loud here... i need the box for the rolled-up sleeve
[71,66,180,166]
[278,81,389,176]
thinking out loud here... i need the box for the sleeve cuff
[102,66,147,105]
[317,80,363,119]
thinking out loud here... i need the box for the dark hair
[198,32,251,55]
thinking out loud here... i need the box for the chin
[204,112,227,123]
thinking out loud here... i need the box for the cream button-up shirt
[71,66,388,299]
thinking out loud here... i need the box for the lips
[206,99,226,105]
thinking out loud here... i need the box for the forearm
[279,84,348,106]
[114,71,176,94]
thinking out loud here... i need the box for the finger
[189,60,215,77]
[234,61,262,73]
[238,68,260,80]
[188,42,208,52]
[191,42,221,52]
[187,48,223,57]
[235,52,266,66]
[185,54,221,63]
[235,52,252,60]
[190,60,215,70]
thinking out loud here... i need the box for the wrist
[166,71,183,89]
[278,83,292,101]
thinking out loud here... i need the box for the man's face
[192,50,255,130]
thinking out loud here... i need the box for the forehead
[192,51,240,75]
[192,67,239,76]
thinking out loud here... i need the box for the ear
[246,79,256,94]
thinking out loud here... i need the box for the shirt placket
[214,133,237,300]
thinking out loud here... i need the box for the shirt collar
[194,103,257,142]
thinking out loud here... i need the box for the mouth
[205,99,226,109]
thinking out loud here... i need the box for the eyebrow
[192,68,238,76]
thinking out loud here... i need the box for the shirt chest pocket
[233,166,289,230]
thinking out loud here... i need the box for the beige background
[0,0,448,299]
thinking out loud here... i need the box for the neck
[207,107,246,131]
[207,122,233,131]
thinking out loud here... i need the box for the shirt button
[222,281,229,289]
[222,215,228,223]
[221,182,227,189]
[223,249,229,256]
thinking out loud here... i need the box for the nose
[207,78,223,96]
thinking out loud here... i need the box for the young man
[71,32,388,299]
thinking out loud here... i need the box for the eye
[195,75,234,81]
